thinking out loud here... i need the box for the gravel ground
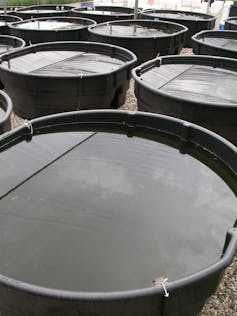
[9,45,236,316]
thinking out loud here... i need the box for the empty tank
[192,30,237,59]
[141,9,216,47]
[0,110,235,316]
[89,19,187,64]
[15,5,74,20]
[71,5,135,24]
[0,35,25,55]
[0,89,12,133]
[0,41,136,119]
[9,17,97,44]
[0,15,22,35]
[133,55,237,145]
[224,16,237,30]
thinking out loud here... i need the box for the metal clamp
[152,277,169,298]
[24,120,33,135]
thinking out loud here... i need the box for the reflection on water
[0,131,235,292]
[92,24,176,37]
[15,20,84,31]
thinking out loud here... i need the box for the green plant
[2,0,81,6]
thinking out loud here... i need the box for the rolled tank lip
[0,109,236,300]
[192,30,237,54]
[0,41,137,78]
[9,16,97,32]
[0,34,26,49]
[0,14,22,21]
[0,89,12,126]
[132,55,237,109]
[88,19,188,40]
[142,9,216,22]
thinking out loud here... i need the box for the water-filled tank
[89,19,187,64]
[0,41,136,119]
[0,110,235,316]
[0,34,25,55]
[71,5,135,24]
[9,17,96,44]
[0,90,12,133]
[224,16,237,30]
[141,9,216,47]
[0,15,22,35]
[133,55,237,145]
[15,5,74,20]
[192,30,237,59]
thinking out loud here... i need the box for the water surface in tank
[200,36,237,50]
[0,106,5,118]
[1,51,123,75]
[91,24,176,37]
[79,10,126,16]
[141,64,237,104]
[147,12,208,20]
[0,131,235,292]
[14,20,85,30]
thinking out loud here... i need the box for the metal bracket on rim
[152,277,169,298]
[24,120,33,136]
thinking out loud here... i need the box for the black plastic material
[192,30,237,59]
[0,110,236,316]
[9,17,96,44]
[89,19,187,64]
[0,89,12,134]
[0,15,22,35]
[229,5,237,17]
[0,7,22,15]
[141,9,216,47]
[0,41,136,119]
[224,16,237,30]
[132,55,237,145]
[15,5,74,20]
[0,35,25,55]
[71,5,135,24]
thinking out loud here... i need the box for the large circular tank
[0,15,22,35]
[0,89,12,133]
[0,41,136,119]
[71,5,135,24]
[133,55,237,145]
[0,35,25,55]
[192,30,237,59]
[0,110,235,316]
[9,17,97,44]
[224,16,237,30]
[89,19,187,64]
[15,5,74,20]
[141,9,216,47]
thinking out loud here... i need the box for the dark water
[148,12,206,20]
[0,131,235,292]
[202,37,237,50]
[0,106,5,119]
[92,24,176,37]
[1,51,123,75]
[141,64,237,104]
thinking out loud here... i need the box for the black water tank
[15,5,74,20]
[192,30,237,59]
[0,14,22,35]
[0,110,235,316]
[224,16,237,30]
[0,41,136,119]
[0,89,12,133]
[133,55,237,145]
[9,16,96,44]
[141,9,216,47]
[0,34,25,55]
[89,19,187,64]
[71,5,135,23]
